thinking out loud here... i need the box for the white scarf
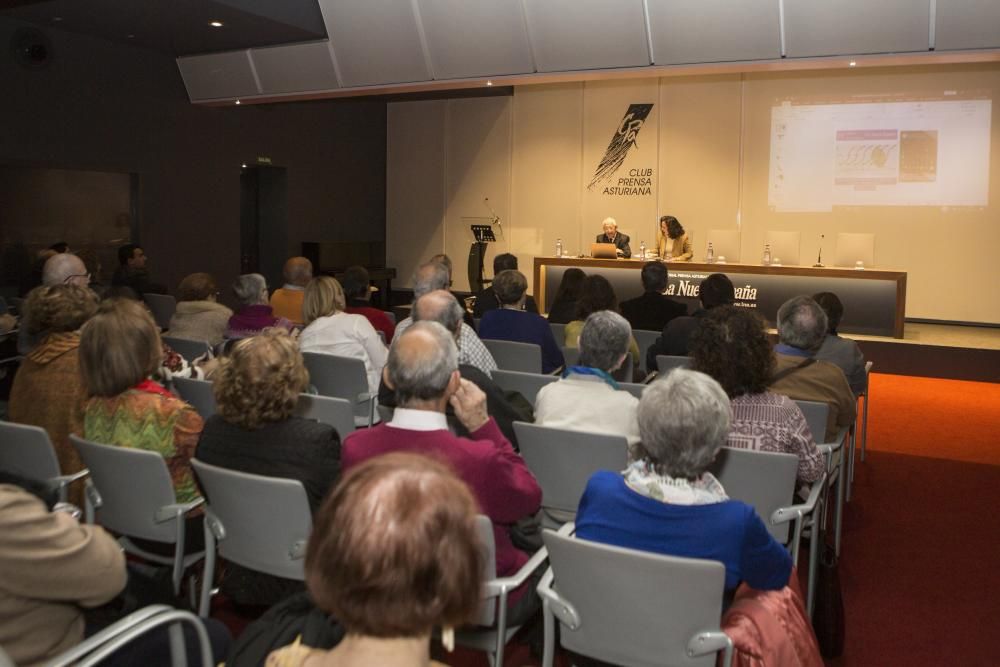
[623,460,728,506]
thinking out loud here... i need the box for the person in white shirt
[534,310,641,446]
[299,276,388,394]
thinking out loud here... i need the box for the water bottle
[763,243,772,266]
[706,242,715,263]
[555,238,563,258]
[639,240,646,260]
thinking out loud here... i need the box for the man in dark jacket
[620,261,686,333]
[111,244,166,298]
[645,272,734,368]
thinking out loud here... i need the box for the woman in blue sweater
[576,368,792,593]
[478,269,564,374]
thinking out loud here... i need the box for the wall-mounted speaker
[10,27,52,70]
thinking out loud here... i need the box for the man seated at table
[769,296,856,442]
[473,253,538,318]
[596,217,631,258]
[620,261,687,333]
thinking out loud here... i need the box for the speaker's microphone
[813,234,825,267]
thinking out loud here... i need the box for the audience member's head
[23,284,99,336]
[660,215,684,240]
[690,306,774,399]
[117,244,146,270]
[640,261,668,294]
[49,242,70,254]
[635,368,731,480]
[699,273,735,310]
[777,296,828,352]
[428,254,454,286]
[340,265,371,302]
[282,257,313,288]
[493,253,519,274]
[413,290,463,339]
[41,252,89,287]
[552,268,586,304]
[232,273,269,307]
[303,276,346,324]
[412,261,451,300]
[492,270,527,307]
[575,274,619,320]
[385,322,459,409]
[79,298,162,398]
[812,292,844,335]
[214,331,308,430]
[177,273,219,302]
[579,311,631,373]
[305,452,483,639]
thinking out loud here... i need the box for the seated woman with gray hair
[534,310,640,445]
[477,269,564,373]
[226,273,294,340]
[575,368,792,593]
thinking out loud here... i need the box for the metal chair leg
[861,392,870,461]
[834,454,846,557]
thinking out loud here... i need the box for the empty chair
[632,329,660,373]
[302,351,377,427]
[514,422,628,528]
[548,321,566,345]
[763,230,801,265]
[656,354,693,374]
[294,393,355,440]
[481,339,543,374]
[173,377,216,420]
[161,335,210,363]
[70,435,204,596]
[561,346,580,367]
[834,232,875,268]
[706,229,742,263]
[492,369,559,406]
[142,293,177,330]
[191,460,313,616]
[0,422,88,502]
[538,528,733,667]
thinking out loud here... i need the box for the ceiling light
[849,61,857,67]
[241,163,247,168]
[235,99,241,105]
[486,80,493,87]
[209,21,224,28]
[127,34,135,39]
[52,16,63,22]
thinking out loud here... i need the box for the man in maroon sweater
[342,321,542,615]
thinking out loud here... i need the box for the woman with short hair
[575,369,792,594]
[267,452,484,666]
[226,273,293,339]
[166,272,232,345]
[477,270,564,373]
[690,306,824,485]
[298,276,388,394]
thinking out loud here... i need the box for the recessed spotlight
[52,16,63,22]
[127,34,135,39]
[209,21,224,28]
[235,99,241,105]
[486,80,493,87]
[241,163,247,168]
[849,61,857,67]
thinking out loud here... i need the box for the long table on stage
[534,257,907,338]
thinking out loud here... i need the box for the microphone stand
[813,234,825,267]
[484,197,504,240]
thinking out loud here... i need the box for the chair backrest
[173,377,217,420]
[657,354,693,374]
[834,232,875,268]
[492,369,559,406]
[632,329,660,373]
[481,339,542,374]
[561,346,580,367]
[0,421,62,481]
[472,515,499,626]
[706,229,741,263]
[142,293,176,330]
[543,530,727,667]
[383,309,396,325]
[795,399,829,444]
[191,459,313,580]
[763,230,801,266]
[301,352,372,421]
[618,382,646,400]
[161,335,210,362]
[294,393,355,440]
[514,422,628,525]
[549,321,566,344]
[70,435,180,543]
[708,447,798,543]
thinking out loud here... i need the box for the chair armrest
[537,565,581,631]
[771,472,827,526]
[687,632,734,666]
[54,469,90,486]
[642,371,658,384]
[484,544,549,597]
[153,497,205,523]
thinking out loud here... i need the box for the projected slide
[768,95,991,212]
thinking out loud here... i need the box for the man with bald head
[18,253,94,354]
[270,256,313,325]
[342,321,541,617]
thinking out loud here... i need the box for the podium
[468,223,496,293]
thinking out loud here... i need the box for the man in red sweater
[341,321,542,618]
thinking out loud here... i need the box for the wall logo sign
[588,103,654,196]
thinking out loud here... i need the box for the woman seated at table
[478,270,564,374]
[564,275,641,380]
[196,330,341,608]
[298,276,388,394]
[267,453,483,666]
[575,368,792,594]
[689,306,824,486]
[657,215,693,261]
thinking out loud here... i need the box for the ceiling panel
[318,0,429,86]
[177,50,259,100]
[784,0,930,58]
[646,0,780,64]
[416,0,534,79]
[935,0,1000,50]
[522,0,650,72]
[251,40,339,94]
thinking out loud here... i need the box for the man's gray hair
[636,368,731,479]
[413,290,464,335]
[412,261,451,299]
[42,253,87,286]
[233,273,267,306]
[578,310,631,372]
[387,321,459,406]
[776,296,828,352]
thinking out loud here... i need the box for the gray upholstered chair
[0,421,88,502]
